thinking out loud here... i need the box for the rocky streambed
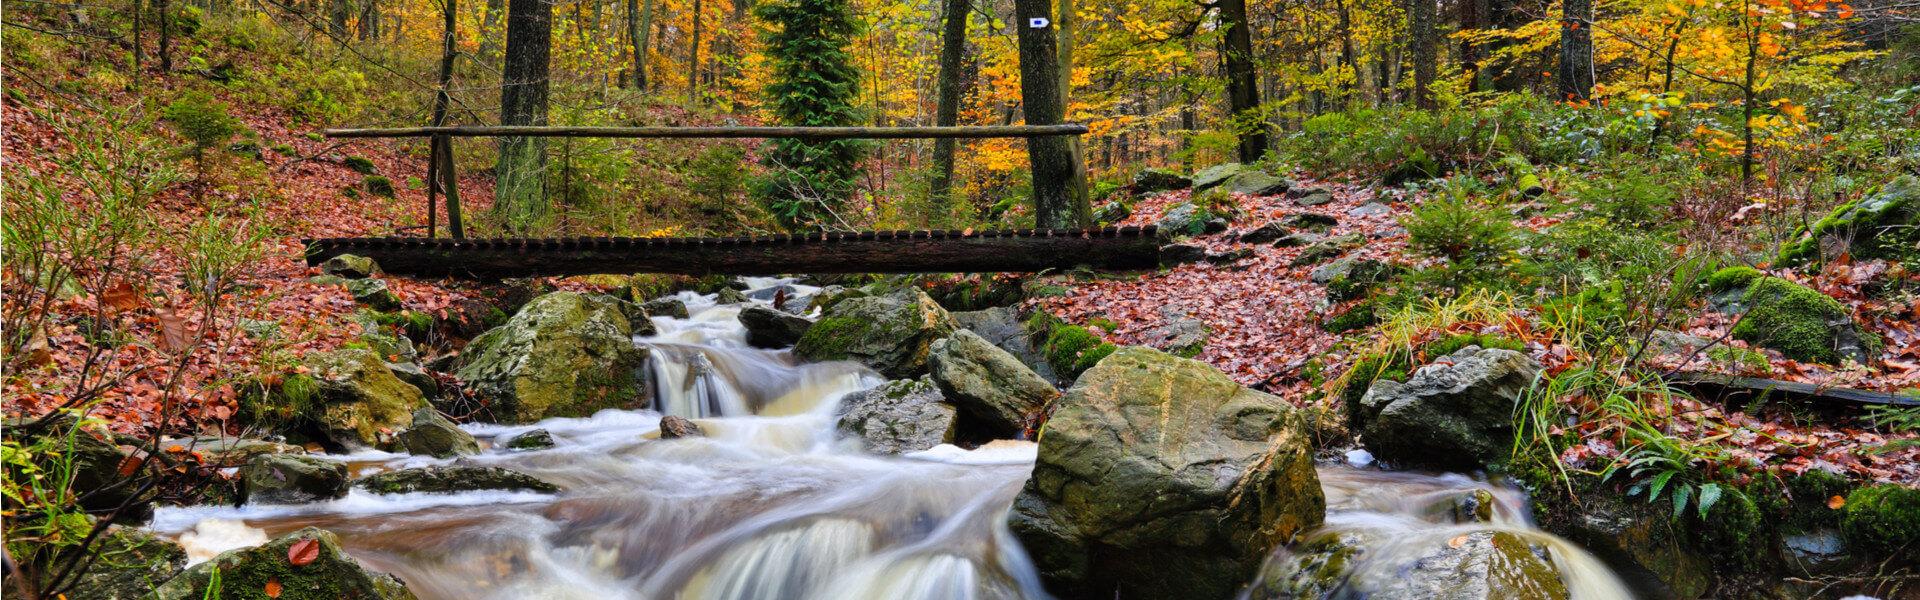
[111,277,1647,599]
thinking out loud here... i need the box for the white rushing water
[148,280,1631,600]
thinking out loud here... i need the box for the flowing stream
[146,280,1633,600]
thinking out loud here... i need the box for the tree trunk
[157,0,171,71]
[1557,0,1594,101]
[929,0,969,202]
[1337,0,1355,107]
[1056,0,1088,216]
[1488,0,1526,92]
[130,0,143,74]
[496,0,554,233]
[1012,0,1088,228]
[1459,0,1483,92]
[329,0,349,35]
[434,0,465,238]
[359,0,379,41]
[687,0,702,104]
[1217,0,1266,163]
[1409,0,1437,108]
[481,0,504,58]
[628,0,651,90]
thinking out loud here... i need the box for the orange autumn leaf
[265,578,283,598]
[1828,495,1846,509]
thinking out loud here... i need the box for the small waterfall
[1248,466,1635,600]
[679,518,878,600]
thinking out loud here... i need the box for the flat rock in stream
[929,330,1057,438]
[455,292,652,423]
[240,453,350,504]
[794,288,958,379]
[356,465,559,495]
[952,307,1061,385]
[150,527,418,600]
[394,407,479,458]
[739,305,814,348]
[1249,529,1570,600]
[660,415,704,438]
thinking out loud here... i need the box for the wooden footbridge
[306,124,1180,279]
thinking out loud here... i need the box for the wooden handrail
[323,124,1089,139]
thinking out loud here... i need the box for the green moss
[1778,175,1920,266]
[1044,324,1117,378]
[1840,484,1920,558]
[1706,345,1771,373]
[1696,489,1765,567]
[1424,333,1524,358]
[793,316,864,360]
[363,175,394,197]
[1706,266,1763,293]
[1323,302,1378,333]
[1784,469,1855,534]
[343,155,377,174]
[1731,277,1878,364]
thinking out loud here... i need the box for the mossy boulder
[641,296,690,319]
[1039,322,1117,382]
[1156,201,1229,237]
[240,454,349,504]
[1010,347,1324,600]
[836,378,958,454]
[300,348,428,448]
[1192,162,1247,192]
[1358,346,1540,470]
[1840,483,1920,559]
[504,429,555,450]
[319,254,379,279]
[356,465,558,495]
[454,292,652,423]
[69,526,186,599]
[1725,276,1880,365]
[392,407,478,458]
[149,527,417,600]
[1226,170,1293,196]
[738,305,814,349]
[344,278,401,312]
[928,329,1058,438]
[1129,168,1190,194]
[1250,530,1569,600]
[794,289,957,379]
[1778,175,1920,266]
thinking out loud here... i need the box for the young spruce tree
[753,0,867,230]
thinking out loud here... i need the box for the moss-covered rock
[1705,266,1764,293]
[1778,175,1920,266]
[319,254,380,279]
[836,378,958,454]
[301,348,428,448]
[1359,346,1541,470]
[641,296,690,319]
[1040,323,1116,381]
[928,329,1057,438]
[393,407,478,458]
[1191,162,1246,192]
[68,526,186,599]
[454,292,651,423]
[794,289,957,379]
[1129,168,1190,194]
[344,278,401,311]
[1250,529,1569,600]
[356,465,558,495]
[240,454,349,504]
[1840,483,1920,559]
[738,305,814,348]
[1010,347,1324,600]
[149,527,417,599]
[504,429,555,450]
[1728,277,1880,365]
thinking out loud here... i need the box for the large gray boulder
[1155,202,1228,237]
[1358,346,1541,470]
[738,305,814,348]
[929,330,1057,438]
[301,347,428,448]
[952,307,1060,385]
[394,407,479,458]
[240,454,349,504]
[1250,530,1570,600]
[356,465,558,495]
[1129,168,1190,194]
[1778,174,1919,265]
[454,292,651,423]
[836,378,958,454]
[794,289,958,379]
[1226,170,1292,196]
[1010,347,1324,600]
[69,527,186,599]
[149,527,417,600]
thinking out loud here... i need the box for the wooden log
[304,227,1172,279]
[1666,371,1918,408]
[323,124,1089,140]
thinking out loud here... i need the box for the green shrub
[161,91,240,163]
[1402,197,1517,265]
[1840,484,1920,557]
[1571,164,1678,227]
